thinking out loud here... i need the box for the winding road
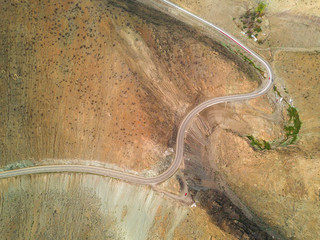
[0,0,273,185]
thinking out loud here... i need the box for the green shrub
[256,2,267,15]
[247,135,271,150]
[283,106,302,143]
[254,27,262,32]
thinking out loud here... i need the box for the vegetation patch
[219,41,265,76]
[282,106,302,144]
[247,86,302,150]
[236,2,267,43]
[0,160,35,171]
[247,135,271,150]
[279,107,301,145]
[238,51,263,74]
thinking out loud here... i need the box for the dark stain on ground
[194,189,283,240]
[175,174,185,190]
[184,146,284,239]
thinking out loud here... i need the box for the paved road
[0,0,273,185]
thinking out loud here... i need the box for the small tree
[256,2,266,16]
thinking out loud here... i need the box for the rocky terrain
[1,0,319,239]
[0,0,258,173]
[169,0,320,239]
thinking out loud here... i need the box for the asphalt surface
[0,0,273,185]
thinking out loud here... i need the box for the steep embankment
[0,174,237,239]
[169,0,320,239]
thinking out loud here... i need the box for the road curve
[0,0,273,185]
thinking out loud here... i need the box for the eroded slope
[0,0,258,174]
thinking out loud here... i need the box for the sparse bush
[2,160,35,171]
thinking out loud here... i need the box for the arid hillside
[0,0,270,239]
[1,0,319,239]
[168,0,320,239]
[0,0,258,173]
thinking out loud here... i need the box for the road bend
[0,0,273,185]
